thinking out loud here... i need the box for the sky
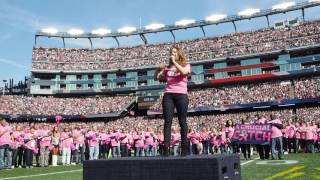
[0,0,319,86]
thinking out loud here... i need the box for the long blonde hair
[170,46,187,67]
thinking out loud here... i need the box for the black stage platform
[84,154,241,180]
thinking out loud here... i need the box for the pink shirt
[86,131,99,147]
[99,133,109,144]
[200,132,209,142]
[163,64,191,94]
[157,133,164,145]
[110,132,120,147]
[0,125,12,146]
[119,133,129,144]
[60,132,73,149]
[73,129,84,145]
[11,131,24,149]
[39,130,51,147]
[133,134,145,148]
[144,132,155,146]
[299,125,306,139]
[24,132,36,150]
[209,133,219,146]
[287,125,296,139]
[305,126,314,140]
[188,132,200,144]
[218,131,226,144]
[224,127,234,139]
[268,119,283,138]
[171,133,181,145]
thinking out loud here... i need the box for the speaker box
[83,154,241,180]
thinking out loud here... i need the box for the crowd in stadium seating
[0,107,319,169]
[150,77,320,110]
[0,95,134,115]
[32,20,320,71]
[1,77,320,116]
[294,78,320,99]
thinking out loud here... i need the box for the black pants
[99,143,107,159]
[24,149,33,167]
[202,141,209,155]
[256,144,270,160]
[120,144,129,157]
[162,93,188,156]
[241,144,251,159]
[288,138,296,153]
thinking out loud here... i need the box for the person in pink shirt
[39,124,52,167]
[188,128,202,155]
[110,129,121,158]
[208,127,219,154]
[72,126,85,163]
[154,46,191,157]
[60,127,73,165]
[171,127,181,156]
[286,121,297,153]
[0,119,13,169]
[133,129,145,157]
[98,128,109,159]
[295,122,302,153]
[217,127,227,154]
[224,120,236,154]
[119,129,129,157]
[298,121,307,152]
[311,121,318,152]
[11,125,24,168]
[23,127,36,168]
[86,126,99,160]
[33,124,41,167]
[255,115,270,160]
[305,122,315,153]
[282,121,290,153]
[268,114,284,160]
[144,127,156,156]
[200,127,209,155]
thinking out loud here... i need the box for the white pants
[62,147,71,165]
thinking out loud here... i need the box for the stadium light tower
[175,19,195,26]
[205,14,227,22]
[68,28,84,35]
[41,27,58,35]
[238,8,261,16]
[272,1,296,10]
[117,26,137,33]
[145,23,165,30]
[91,28,111,35]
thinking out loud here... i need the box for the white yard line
[241,157,260,166]
[1,169,82,180]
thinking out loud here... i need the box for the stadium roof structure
[35,0,320,48]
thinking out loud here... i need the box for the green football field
[0,153,319,180]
